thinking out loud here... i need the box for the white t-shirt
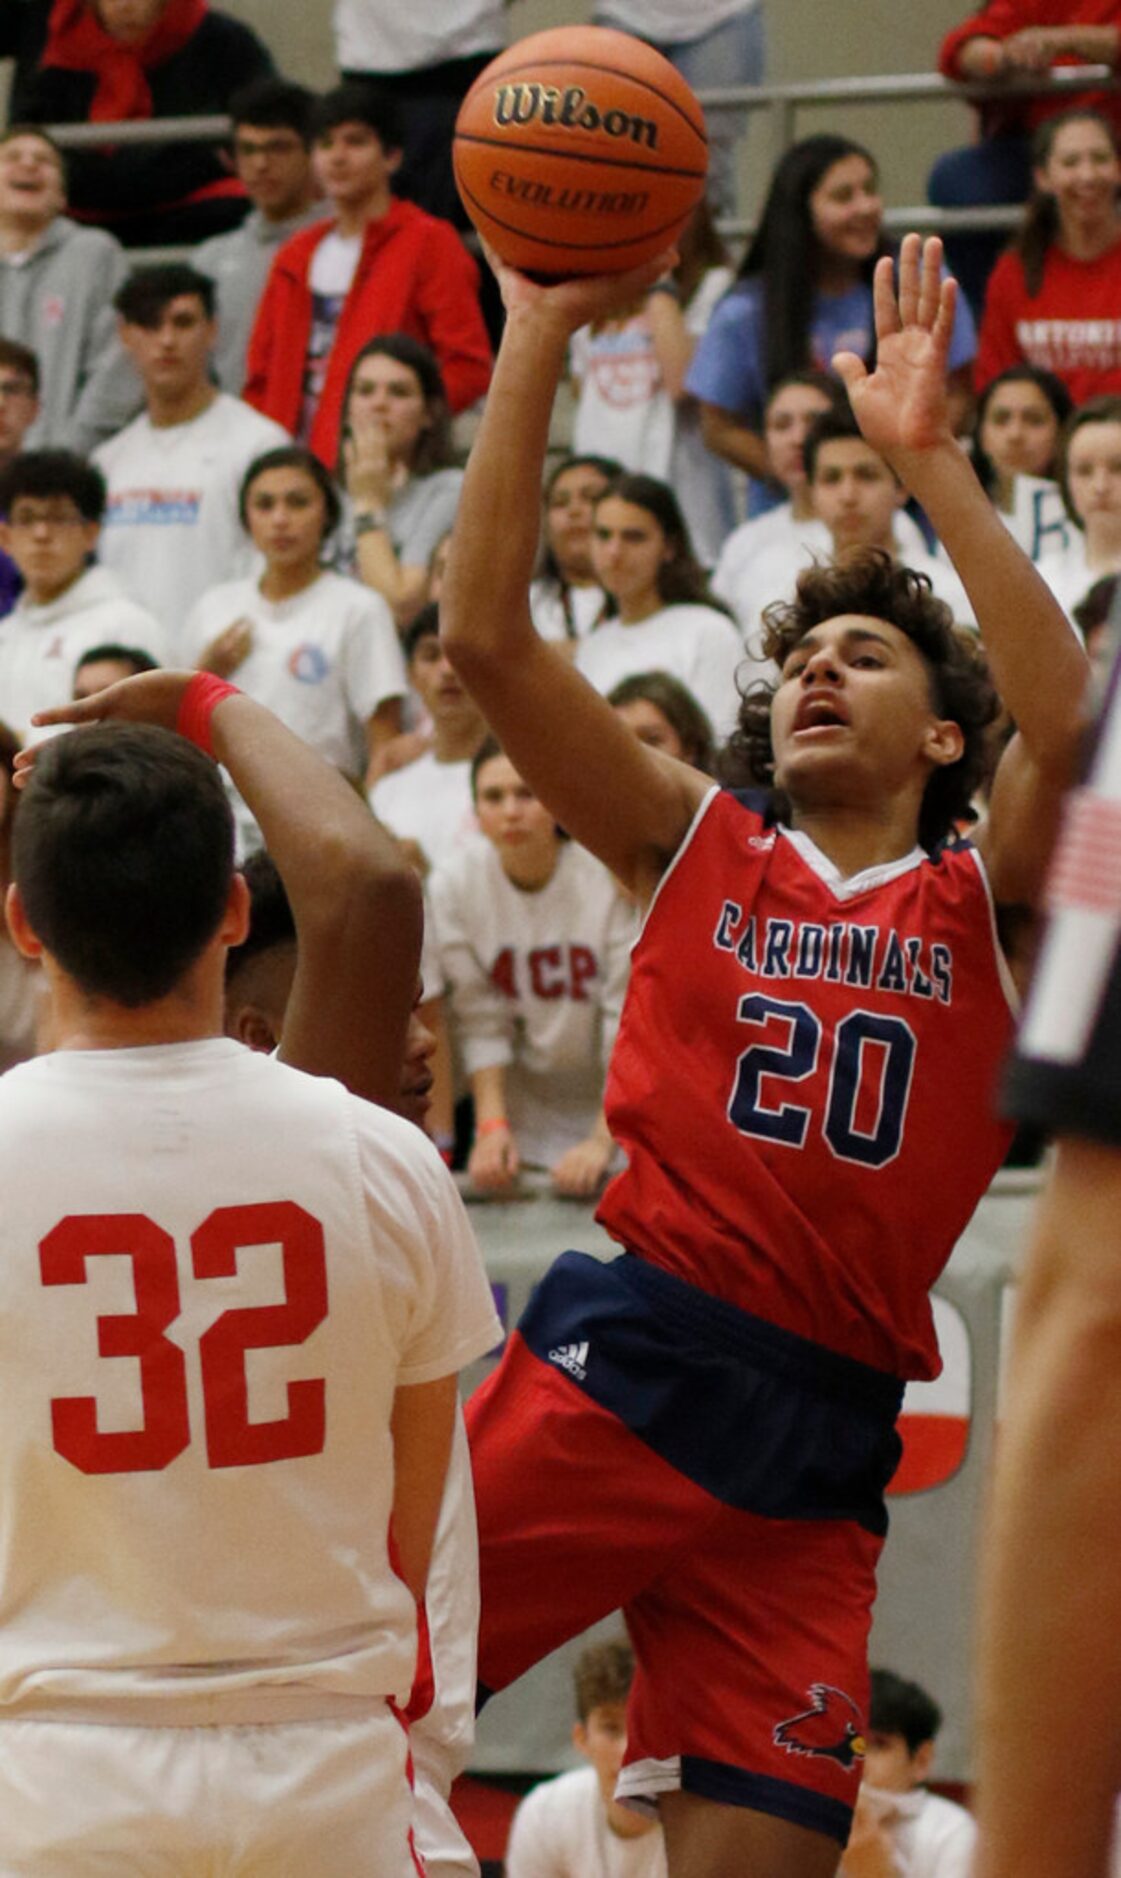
[302,232,363,444]
[506,1766,668,1878]
[0,565,168,741]
[182,571,405,777]
[861,1786,977,1878]
[1035,532,1104,623]
[728,529,978,668]
[1001,473,1071,562]
[0,1039,500,1723]
[93,393,290,651]
[575,602,744,741]
[371,749,478,876]
[429,835,636,1168]
[333,2,504,73]
[530,578,606,644]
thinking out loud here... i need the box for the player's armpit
[390,1373,459,1603]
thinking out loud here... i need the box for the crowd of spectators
[0,9,1117,1863]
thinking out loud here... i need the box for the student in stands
[505,1637,668,1878]
[430,737,635,1201]
[529,454,618,650]
[94,264,288,648]
[182,446,405,837]
[0,450,166,739]
[839,1669,976,1878]
[369,605,485,879]
[976,110,1121,404]
[1035,395,1121,617]
[608,670,716,774]
[932,2,1121,312]
[0,126,137,453]
[72,640,157,699]
[969,364,1073,561]
[721,410,976,659]
[245,85,491,462]
[195,80,322,396]
[712,371,845,608]
[574,473,744,741]
[2,0,274,246]
[336,335,463,630]
[686,135,977,515]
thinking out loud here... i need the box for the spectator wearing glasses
[196,80,322,397]
[0,449,166,741]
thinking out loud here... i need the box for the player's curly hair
[721,549,999,853]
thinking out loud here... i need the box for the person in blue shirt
[686,135,978,516]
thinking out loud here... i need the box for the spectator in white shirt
[370,603,485,878]
[608,669,716,774]
[93,264,289,651]
[969,364,1073,562]
[430,738,635,1199]
[727,411,977,660]
[1036,394,1121,620]
[182,446,405,842]
[713,370,844,606]
[0,450,167,740]
[529,453,618,650]
[575,473,744,743]
[839,1668,976,1878]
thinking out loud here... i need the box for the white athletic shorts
[0,1709,424,1875]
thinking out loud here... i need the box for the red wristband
[476,1117,510,1137]
[176,674,240,757]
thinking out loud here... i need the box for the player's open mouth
[793,696,849,732]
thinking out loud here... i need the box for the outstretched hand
[483,239,678,336]
[833,233,958,462]
[13,670,199,788]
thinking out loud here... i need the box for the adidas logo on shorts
[548,1340,589,1381]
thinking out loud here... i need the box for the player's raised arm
[26,673,422,1108]
[440,254,710,902]
[835,234,1090,911]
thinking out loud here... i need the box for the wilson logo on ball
[493,83,659,151]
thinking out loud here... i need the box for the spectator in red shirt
[243,85,492,465]
[976,108,1121,401]
[930,0,1121,312]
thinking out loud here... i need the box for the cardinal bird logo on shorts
[773,1684,866,1768]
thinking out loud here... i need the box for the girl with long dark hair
[969,363,1073,559]
[686,135,977,511]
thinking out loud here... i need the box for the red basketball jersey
[598,789,1016,1380]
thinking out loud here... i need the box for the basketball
[453,26,708,278]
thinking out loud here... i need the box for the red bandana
[43,0,208,122]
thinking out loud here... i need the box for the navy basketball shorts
[467,1251,904,1845]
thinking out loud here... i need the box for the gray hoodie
[196,203,323,395]
[0,215,141,454]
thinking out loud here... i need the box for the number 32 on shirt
[39,1200,327,1476]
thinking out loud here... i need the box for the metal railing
[18,60,1121,248]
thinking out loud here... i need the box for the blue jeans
[928,133,1032,318]
[596,5,767,220]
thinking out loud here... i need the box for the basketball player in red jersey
[440,235,1090,1878]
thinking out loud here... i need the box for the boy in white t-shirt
[1,688,500,1874]
[370,603,486,877]
[0,448,166,738]
[726,411,977,662]
[840,1669,976,1878]
[506,1638,668,1878]
[94,263,289,650]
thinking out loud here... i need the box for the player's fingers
[895,233,922,329]
[872,251,901,343]
[832,350,868,395]
[931,272,958,361]
[916,235,945,330]
[29,697,100,728]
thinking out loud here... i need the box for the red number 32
[39,1203,328,1475]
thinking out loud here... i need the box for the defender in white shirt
[1,711,500,1874]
